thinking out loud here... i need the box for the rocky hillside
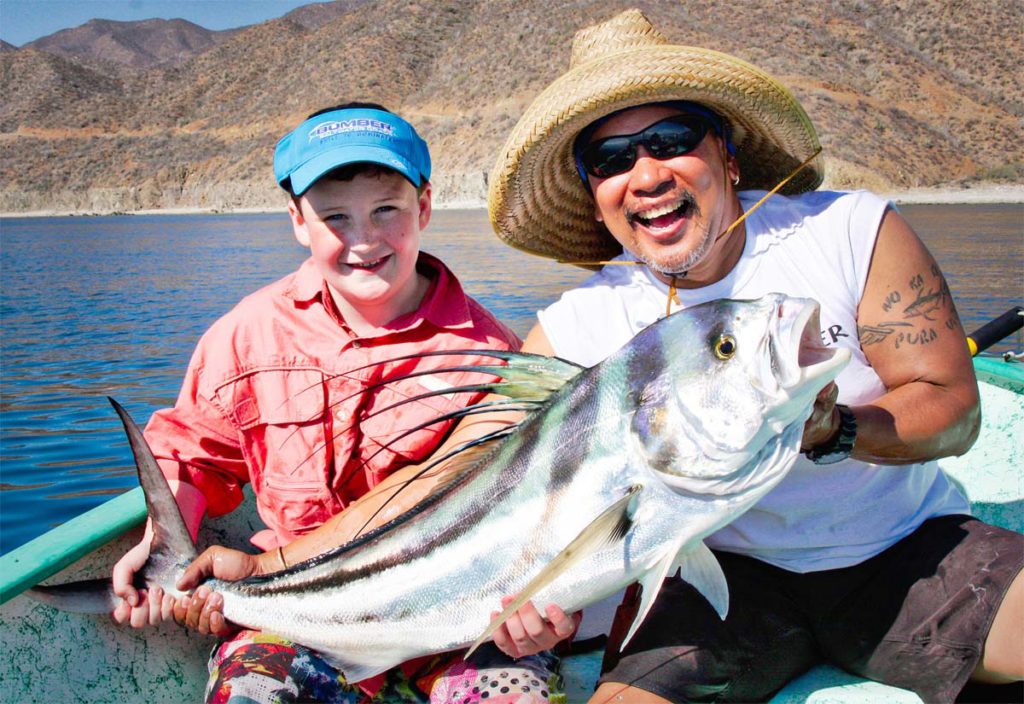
[1,0,1020,214]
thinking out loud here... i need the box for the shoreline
[2,184,1021,219]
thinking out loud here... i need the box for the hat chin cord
[562,146,823,318]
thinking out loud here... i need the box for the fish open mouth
[772,297,850,391]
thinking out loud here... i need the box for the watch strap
[806,404,857,465]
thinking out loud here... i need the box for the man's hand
[169,545,260,636]
[491,596,580,658]
[801,381,839,452]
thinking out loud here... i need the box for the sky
[0,0,326,46]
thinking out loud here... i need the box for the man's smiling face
[586,105,739,277]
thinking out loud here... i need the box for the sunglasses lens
[583,138,636,178]
[645,118,708,159]
[580,116,711,178]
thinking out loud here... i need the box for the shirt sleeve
[143,340,251,518]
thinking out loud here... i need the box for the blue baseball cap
[274,108,431,195]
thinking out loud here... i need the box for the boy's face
[289,170,431,323]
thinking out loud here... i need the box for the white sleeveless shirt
[538,190,970,572]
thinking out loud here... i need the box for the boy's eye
[324,213,348,223]
[375,205,397,215]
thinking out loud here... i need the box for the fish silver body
[30,293,849,683]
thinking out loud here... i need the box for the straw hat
[488,8,824,264]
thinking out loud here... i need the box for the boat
[1,355,1021,704]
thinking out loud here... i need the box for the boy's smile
[289,169,432,332]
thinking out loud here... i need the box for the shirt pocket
[217,368,338,533]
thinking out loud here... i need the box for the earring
[732,175,740,186]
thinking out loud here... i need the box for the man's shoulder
[755,189,889,220]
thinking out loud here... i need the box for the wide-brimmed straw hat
[488,8,824,264]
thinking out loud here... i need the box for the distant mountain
[1,0,1021,215]
[0,40,17,52]
[281,0,372,30]
[25,18,229,69]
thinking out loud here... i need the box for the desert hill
[23,18,230,70]
[1,0,1020,214]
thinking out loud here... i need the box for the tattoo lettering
[865,263,961,351]
[881,290,901,313]
[893,327,938,349]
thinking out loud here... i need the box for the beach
[3,182,1021,220]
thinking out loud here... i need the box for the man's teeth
[635,201,686,224]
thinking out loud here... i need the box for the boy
[111,104,561,703]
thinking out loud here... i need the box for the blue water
[1,204,1021,553]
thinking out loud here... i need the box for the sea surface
[1,203,1022,553]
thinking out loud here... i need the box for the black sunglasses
[576,115,712,180]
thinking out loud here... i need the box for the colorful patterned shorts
[205,630,563,704]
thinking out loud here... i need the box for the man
[482,8,1022,703]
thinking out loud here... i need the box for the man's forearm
[849,379,980,465]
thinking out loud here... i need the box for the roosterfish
[30,293,849,682]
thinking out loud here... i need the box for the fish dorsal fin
[339,349,583,400]
[620,541,728,651]
[466,484,642,657]
[108,397,197,561]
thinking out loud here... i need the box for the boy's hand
[112,523,172,628]
[490,596,580,658]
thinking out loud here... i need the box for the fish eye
[713,334,737,360]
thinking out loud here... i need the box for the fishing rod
[966,306,1024,357]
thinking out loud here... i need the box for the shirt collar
[286,257,327,304]
[284,253,475,333]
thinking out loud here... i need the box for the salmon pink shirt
[144,253,520,550]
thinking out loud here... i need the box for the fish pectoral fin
[674,541,729,620]
[619,541,728,651]
[465,484,643,658]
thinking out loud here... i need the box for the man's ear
[417,183,433,231]
[723,140,740,186]
[288,196,311,247]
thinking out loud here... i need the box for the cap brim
[290,145,422,195]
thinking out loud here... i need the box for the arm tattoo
[861,264,960,350]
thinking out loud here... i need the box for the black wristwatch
[806,404,857,465]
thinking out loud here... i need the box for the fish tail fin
[27,578,120,614]
[27,399,197,613]
[107,397,198,562]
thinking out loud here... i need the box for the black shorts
[599,515,1023,703]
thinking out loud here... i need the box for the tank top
[538,189,970,572]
